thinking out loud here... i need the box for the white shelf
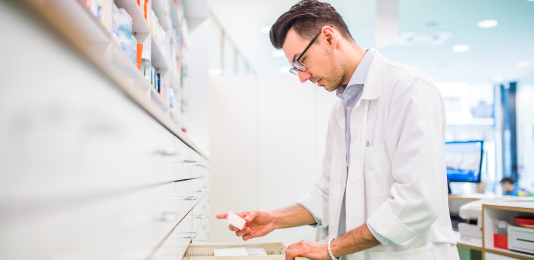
[455,231,482,249]
[25,0,203,158]
[114,0,151,35]
[171,75,180,90]
[51,0,110,42]
[151,0,170,31]
[151,33,169,71]
[485,247,534,260]
[111,38,182,126]
[111,39,143,81]
[174,42,182,61]
[170,0,181,29]
[482,202,534,260]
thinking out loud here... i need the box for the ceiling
[209,0,534,83]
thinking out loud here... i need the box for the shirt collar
[335,48,375,100]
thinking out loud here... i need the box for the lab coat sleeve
[367,77,446,246]
[296,103,337,229]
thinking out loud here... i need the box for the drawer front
[192,196,211,243]
[485,252,519,260]
[151,216,195,259]
[116,179,200,258]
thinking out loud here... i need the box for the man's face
[282,28,344,92]
[501,182,514,193]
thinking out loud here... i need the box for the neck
[339,42,367,85]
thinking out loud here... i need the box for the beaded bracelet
[328,238,338,260]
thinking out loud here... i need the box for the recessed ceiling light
[397,32,452,46]
[518,61,530,67]
[279,67,291,73]
[478,20,498,28]
[453,45,470,52]
[493,75,504,82]
[271,50,285,57]
[260,26,271,34]
[425,21,439,28]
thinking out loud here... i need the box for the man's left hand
[285,240,332,260]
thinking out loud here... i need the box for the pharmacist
[217,1,459,259]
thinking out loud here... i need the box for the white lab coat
[298,50,459,260]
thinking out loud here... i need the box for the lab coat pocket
[369,243,436,260]
[364,144,393,197]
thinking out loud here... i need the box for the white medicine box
[183,242,305,260]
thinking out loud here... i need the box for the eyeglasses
[289,26,333,75]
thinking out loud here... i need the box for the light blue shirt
[298,49,393,258]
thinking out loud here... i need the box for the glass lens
[289,67,297,75]
[293,60,307,72]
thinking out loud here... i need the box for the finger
[236,227,251,237]
[242,229,255,241]
[286,242,306,260]
[285,248,295,260]
[228,225,239,231]
[285,247,303,260]
[216,212,228,219]
[243,211,259,222]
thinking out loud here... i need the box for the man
[216,1,459,259]
[501,177,529,196]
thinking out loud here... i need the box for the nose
[297,70,311,83]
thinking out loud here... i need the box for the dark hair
[500,177,515,185]
[269,0,354,49]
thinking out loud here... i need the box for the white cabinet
[0,0,210,259]
[485,252,520,260]
[180,242,305,260]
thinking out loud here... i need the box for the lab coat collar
[360,49,387,101]
[335,49,386,133]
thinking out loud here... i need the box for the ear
[322,26,337,49]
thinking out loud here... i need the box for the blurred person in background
[476,181,486,194]
[501,177,530,196]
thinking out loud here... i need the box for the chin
[323,84,337,92]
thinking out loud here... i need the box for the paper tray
[183,242,305,260]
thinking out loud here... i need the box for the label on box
[246,248,267,256]
[213,247,249,256]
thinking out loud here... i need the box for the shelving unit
[0,0,210,259]
[482,202,534,260]
[27,0,193,150]
[150,32,170,71]
[450,196,534,259]
[114,0,150,35]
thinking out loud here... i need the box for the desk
[448,196,534,260]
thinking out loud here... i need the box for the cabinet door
[151,217,195,259]
[485,252,519,260]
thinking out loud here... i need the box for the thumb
[244,211,260,222]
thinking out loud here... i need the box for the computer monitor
[445,141,483,183]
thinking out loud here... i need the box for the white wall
[209,75,338,244]
[517,72,534,192]
[184,18,211,155]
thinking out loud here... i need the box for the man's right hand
[216,210,275,241]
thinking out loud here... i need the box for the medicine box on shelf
[183,242,305,260]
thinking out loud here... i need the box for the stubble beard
[323,62,345,92]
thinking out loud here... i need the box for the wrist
[328,238,339,260]
[270,210,283,230]
[330,238,340,259]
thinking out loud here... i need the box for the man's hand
[215,210,275,241]
[285,240,331,260]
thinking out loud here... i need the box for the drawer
[171,148,207,180]
[182,242,305,260]
[151,215,196,259]
[116,182,182,258]
[485,252,519,260]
